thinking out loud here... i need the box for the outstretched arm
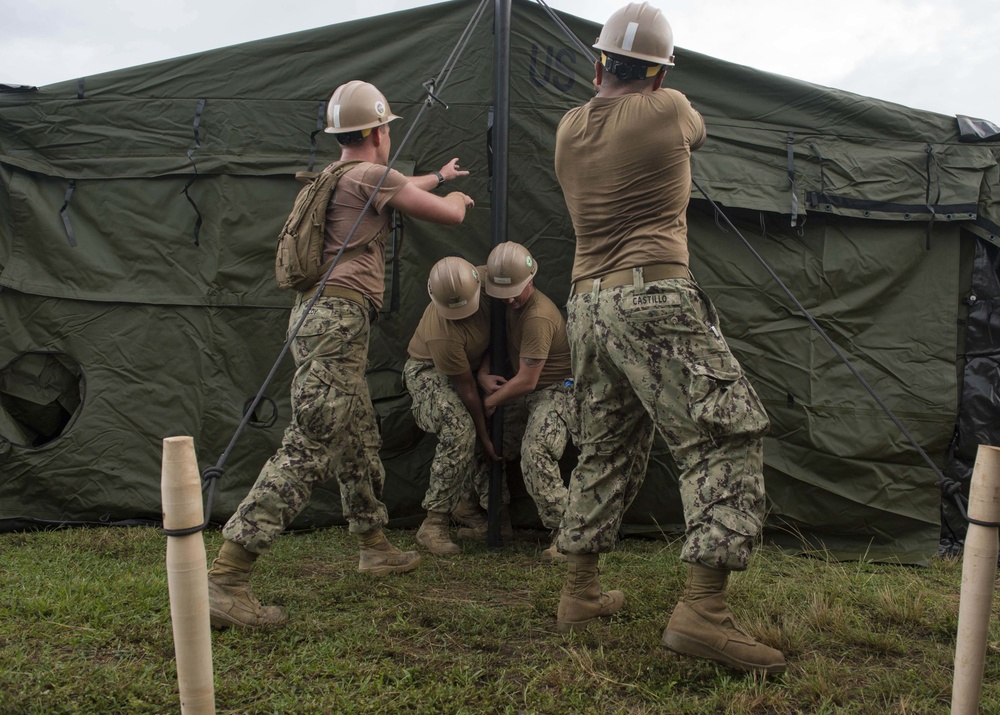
[388,182,474,225]
[387,158,474,225]
[409,158,469,192]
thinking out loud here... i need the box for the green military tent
[2,0,998,565]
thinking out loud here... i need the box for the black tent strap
[59,179,77,247]
[807,191,976,219]
[924,143,942,250]
[182,178,203,245]
[188,98,206,159]
[807,143,828,196]
[975,215,1000,238]
[76,78,84,100]
[307,101,325,172]
[786,132,798,228]
[182,98,207,244]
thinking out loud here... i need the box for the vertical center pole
[488,0,512,548]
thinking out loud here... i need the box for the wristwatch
[434,171,445,187]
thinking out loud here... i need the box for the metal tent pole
[487,0,511,548]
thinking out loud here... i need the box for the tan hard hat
[593,2,675,68]
[427,256,482,320]
[324,80,401,135]
[484,242,537,299]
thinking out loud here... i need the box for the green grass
[0,526,995,714]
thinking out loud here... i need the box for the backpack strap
[314,159,391,275]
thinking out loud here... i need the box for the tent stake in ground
[951,444,1000,715]
[162,436,216,715]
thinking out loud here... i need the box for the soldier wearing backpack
[207,80,476,630]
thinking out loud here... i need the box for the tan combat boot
[662,563,786,675]
[556,553,625,633]
[415,511,461,555]
[357,529,421,576]
[456,505,513,539]
[207,540,288,630]
[451,497,486,530]
[540,539,566,564]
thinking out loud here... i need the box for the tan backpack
[274,160,387,291]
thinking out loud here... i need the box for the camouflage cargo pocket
[292,359,360,442]
[686,352,767,441]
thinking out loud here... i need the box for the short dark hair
[335,130,365,146]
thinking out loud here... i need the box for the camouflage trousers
[557,275,769,571]
[402,358,507,514]
[502,382,575,531]
[223,296,389,554]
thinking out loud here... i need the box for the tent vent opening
[0,352,84,449]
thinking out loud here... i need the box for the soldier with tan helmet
[477,241,573,562]
[403,256,513,555]
[552,3,786,674]
[207,80,476,629]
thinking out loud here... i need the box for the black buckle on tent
[422,78,449,109]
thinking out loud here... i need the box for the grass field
[0,525,996,714]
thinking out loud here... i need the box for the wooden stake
[162,436,216,715]
[952,444,1000,715]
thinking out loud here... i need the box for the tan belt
[298,284,368,309]
[571,263,689,295]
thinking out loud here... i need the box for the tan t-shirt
[321,160,409,309]
[554,88,706,283]
[407,298,492,376]
[507,289,571,389]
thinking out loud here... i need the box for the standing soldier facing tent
[477,241,574,563]
[207,80,476,629]
[551,2,786,674]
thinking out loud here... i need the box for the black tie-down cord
[691,179,989,527]
[535,0,988,529]
[164,0,492,537]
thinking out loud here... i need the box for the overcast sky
[2,0,997,122]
